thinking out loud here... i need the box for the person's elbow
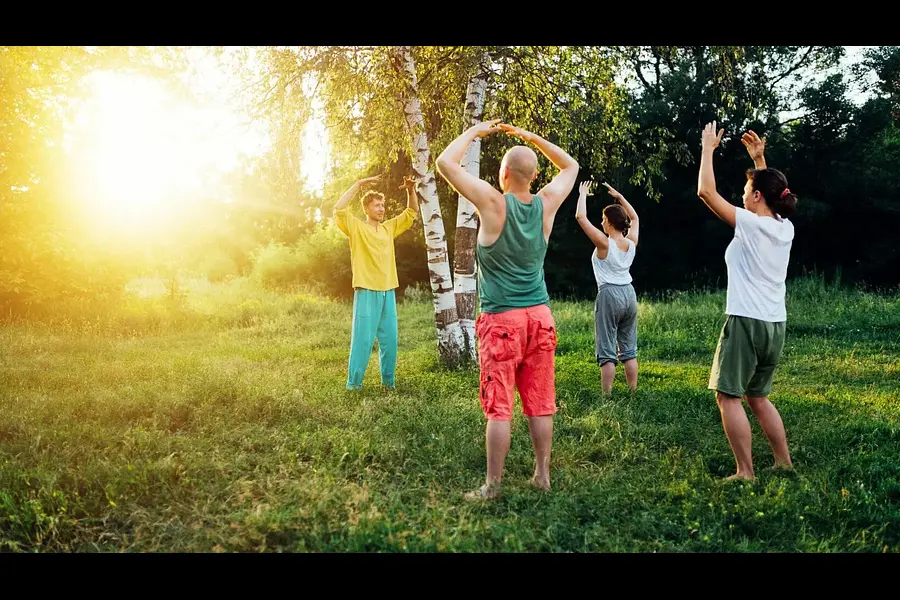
[435,154,452,175]
[697,186,714,201]
[436,157,461,189]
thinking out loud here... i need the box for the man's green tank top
[476,193,550,314]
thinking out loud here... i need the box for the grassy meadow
[1,276,898,552]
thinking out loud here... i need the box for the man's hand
[470,119,502,138]
[400,175,419,214]
[436,119,505,221]
[358,174,382,187]
[335,174,382,211]
[498,123,533,143]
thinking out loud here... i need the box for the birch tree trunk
[453,53,491,363]
[393,46,464,367]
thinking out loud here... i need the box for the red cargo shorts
[475,304,558,421]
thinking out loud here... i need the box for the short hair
[361,191,385,209]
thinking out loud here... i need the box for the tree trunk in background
[453,53,491,364]
[394,46,464,367]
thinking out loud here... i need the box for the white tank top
[591,238,635,287]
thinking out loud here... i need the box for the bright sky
[837,45,876,105]
[62,47,331,240]
[773,46,876,123]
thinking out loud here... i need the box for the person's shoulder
[734,207,762,231]
[752,213,795,242]
[760,213,793,231]
[734,206,753,221]
[777,216,795,238]
[334,206,356,220]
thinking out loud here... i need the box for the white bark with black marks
[394,46,464,367]
[453,53,491,362]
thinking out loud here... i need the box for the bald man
[436,120,579,500]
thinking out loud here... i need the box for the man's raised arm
[436,119,505,212]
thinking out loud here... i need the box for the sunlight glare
[67,67,268,239]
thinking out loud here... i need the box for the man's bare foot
[725,473,755,481]
[530,476,551,492]
[464,483,500,502]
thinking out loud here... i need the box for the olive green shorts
[708,315,786,398]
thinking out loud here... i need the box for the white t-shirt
[591,237,635,287]
[725,208,794,322]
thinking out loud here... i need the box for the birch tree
[391,46,465,366]
[452,51,491,361]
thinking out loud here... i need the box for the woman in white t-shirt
[575,181,640,394]
[697,122,798,480]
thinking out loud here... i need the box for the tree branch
[779,113,810,127]
[767,46,816,94]
[651,47,662,94]
[632,57,653,92]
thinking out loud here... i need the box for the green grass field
[1,276,898,552]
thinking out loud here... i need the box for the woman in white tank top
[591,230,635,286]
[575,181,641,394]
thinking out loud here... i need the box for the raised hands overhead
[697,121,736,228]
[741,130,767,169]
[601,182,624,203]
[498,123,533,143]
[578,180,594,198]
[602,182,639,246]
[335,174,383,211]
[701,121,725,152]
[472,119,503,138]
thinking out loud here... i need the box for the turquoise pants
[347,289,398,389]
